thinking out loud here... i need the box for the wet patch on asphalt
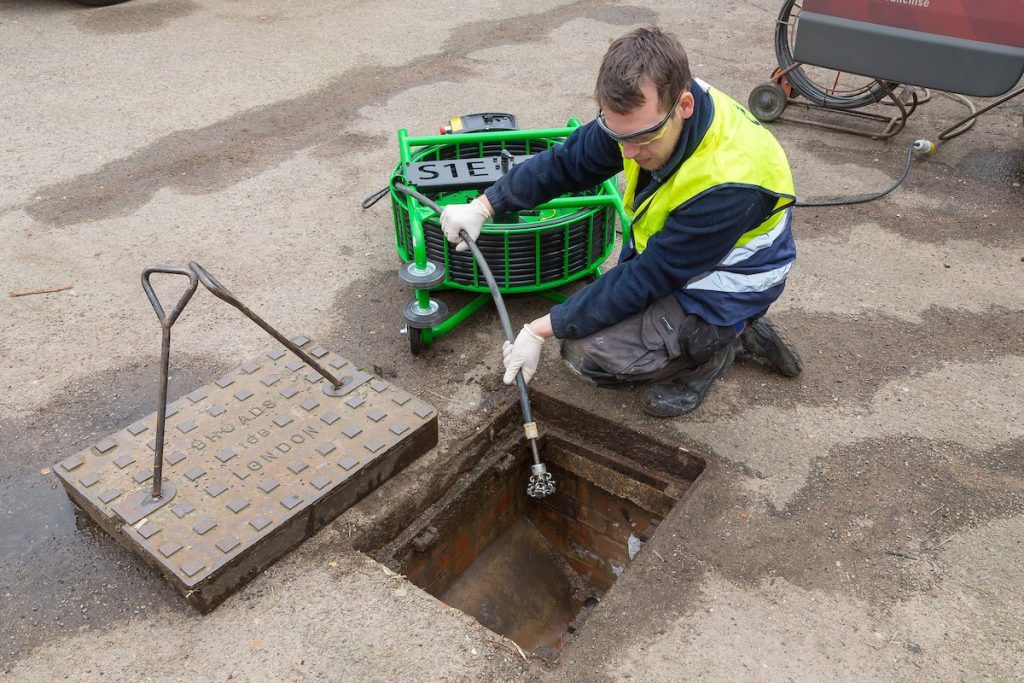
[720,435,1024,599]
[73,0,201,35]
[727,307,1024,409]
[790,140,1023,247]
[0,352,225,666]
[27,1,654,228]
[957,147,1024,188]
[23,58,467,228]
[569,435,1024,661]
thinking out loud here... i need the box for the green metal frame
[392,119,631,348]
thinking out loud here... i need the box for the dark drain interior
[371,396,705,657]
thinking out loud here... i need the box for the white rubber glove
[502,325,545,384]
[440,197,492,252]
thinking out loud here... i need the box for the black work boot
[642,344,735,417]
[738,316,803,377]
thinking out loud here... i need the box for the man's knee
[559,337,583,367]
[559,338,599,384]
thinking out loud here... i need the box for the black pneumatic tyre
[77,0,133,6]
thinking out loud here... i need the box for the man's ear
[678,90,695,119]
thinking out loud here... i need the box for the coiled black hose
[774,0,896,110]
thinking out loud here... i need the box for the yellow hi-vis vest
[622,80,796,292]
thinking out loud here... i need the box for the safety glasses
[596,102,676,146]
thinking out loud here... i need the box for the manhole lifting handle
[141,265,199,499]
[187,262,348,394]
[141,262,355,499]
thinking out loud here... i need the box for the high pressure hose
[794,141,926,207]
[392,181,556,498]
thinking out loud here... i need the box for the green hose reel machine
[389,113,631,354]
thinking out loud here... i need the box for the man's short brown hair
[594,26,691,115]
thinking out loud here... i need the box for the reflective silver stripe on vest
[684,208,793,293]
[719,209,791,267]
[685,263,793,293]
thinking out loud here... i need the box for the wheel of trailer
[748,81,787,122]
[775,0,898,109]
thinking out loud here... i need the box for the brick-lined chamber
[372,395,705,656]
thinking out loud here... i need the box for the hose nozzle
[528,463,555,498]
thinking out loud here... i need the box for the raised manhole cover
[55,338,437,612]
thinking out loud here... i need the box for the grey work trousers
[560,295,738,386]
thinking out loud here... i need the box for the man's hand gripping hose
[392,182,555,498]
[502,326,544,385]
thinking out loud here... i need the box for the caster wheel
[403,326,425,355]
[399,260,446,289]
[402,298,448,328]
[748,81,787,123]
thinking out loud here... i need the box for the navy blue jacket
[485,84,783,339]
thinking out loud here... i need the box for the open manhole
[370,394,705,658]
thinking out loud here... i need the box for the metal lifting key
[138,262,358,505]
[141,265,199,500]
[187,262,350,396]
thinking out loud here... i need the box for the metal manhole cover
[55,338,437,612]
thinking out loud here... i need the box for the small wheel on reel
[748,81,788,123]
[403,325,425,355]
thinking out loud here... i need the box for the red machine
[749,0,1024,138]
[796,0,1024,97]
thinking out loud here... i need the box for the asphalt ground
[1,0,1022,680]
